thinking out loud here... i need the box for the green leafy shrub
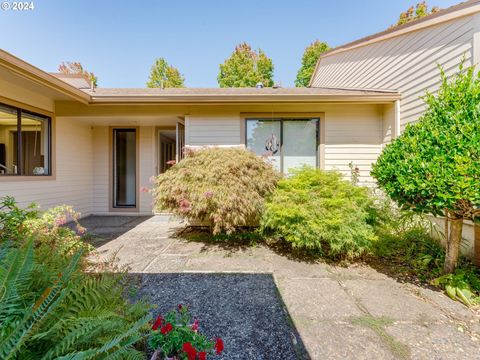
[0,197,151,358]
[371,64,480,273]
[371,205,480,307]
[0,196,38,241]
[260,167,377,260]
[153,147,280,234]
[432,268,480,306]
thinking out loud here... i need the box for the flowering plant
[23,204,90,255]
[149,304,224,360]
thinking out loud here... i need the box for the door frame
[156,127,176,174]
[176,121,185,163]
[109,126,139,213]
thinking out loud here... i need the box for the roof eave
[0,50,91,104]
[309,0,480,86]
[89,94,401,104]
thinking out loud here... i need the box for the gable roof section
[0,49,399,105]
[0,49,91,103]
[309,0,480,86]
[50,73,91,89]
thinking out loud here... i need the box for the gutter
[88,93,401,104]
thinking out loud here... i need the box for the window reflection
[0,103,51,176]
[246,118,319,174]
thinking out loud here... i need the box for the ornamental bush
[152,147,280,234]
[0,197,151,359]
[260,167,377,260]
[371,64,480,273]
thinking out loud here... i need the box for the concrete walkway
[85,215,480,360]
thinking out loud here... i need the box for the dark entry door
[113,129,136,208]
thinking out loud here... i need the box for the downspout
[473,13,480,73]
[394,99,401,138]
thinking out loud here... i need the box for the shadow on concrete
[130,272,311,360]
[77,215,153,248]
[176,226,333,265]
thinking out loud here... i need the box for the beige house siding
[324,105,383,185]
[185,104,384,185]
[311,15,476,131]
[0,118,93,215]
[91,125,155,215]
[185,115,242,146]
[92,126,109,214]
[139,126,155,213]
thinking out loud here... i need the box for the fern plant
[0,198,151,359]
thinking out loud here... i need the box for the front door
[113,128,136,208]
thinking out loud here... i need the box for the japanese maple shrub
[260,167,377,260]
[153,147,280,234]
[371,64,480,273]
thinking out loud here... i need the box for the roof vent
[256,82,264,88]
[272,82,281,89]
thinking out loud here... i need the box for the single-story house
[0,0,479,225]
[0,54,400,216]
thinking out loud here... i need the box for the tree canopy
[58,62,98,87]
[147,58,185,88]
[295,40,329,87]
[217,42,274,88]
[371,64,480,273]
[395,1,440,27]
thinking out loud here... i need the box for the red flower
[182,342,197,360]
[191,319,199,331]
[198,351,207,360]
[160,322,173,335]
[178,304,183,311]
[214,338,224,355]
[152,315,163,330]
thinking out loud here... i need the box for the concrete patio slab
[277,277,363,320]
[344,279,445,322]
[85,215,480,360]
[387,323,479,360]
[299,322,396,360]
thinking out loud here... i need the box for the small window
[0,103,51,176]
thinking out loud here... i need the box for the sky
[0,0,461,88]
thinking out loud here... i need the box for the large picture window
[246,118,319,174]
[0,103,51,176]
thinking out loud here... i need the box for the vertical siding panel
[139,126,154,213]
